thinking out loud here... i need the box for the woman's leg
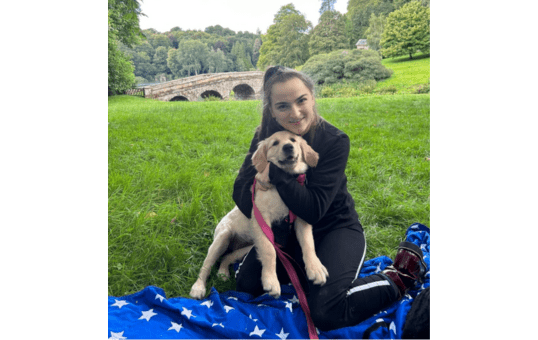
[307,227,400,331]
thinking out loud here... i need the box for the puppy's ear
[300,138,319,168]
[251,140,269,173]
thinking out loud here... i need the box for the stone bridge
[143,71,265,102]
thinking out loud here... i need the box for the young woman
[232,66,426,331]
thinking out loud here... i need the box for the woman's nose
[289,104,301,118]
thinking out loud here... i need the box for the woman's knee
[308,286,342,331]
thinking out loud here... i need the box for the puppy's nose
[283,143,294,154]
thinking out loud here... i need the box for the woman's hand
[255,162,272,191]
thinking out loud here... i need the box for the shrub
[376,85,398,95]
[410,83,430,94]
[321,87,336,98]
[301,49,393,86]
[358,79,377,94]
[337,87,359,97]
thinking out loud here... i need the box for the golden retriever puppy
[189,131,328,299]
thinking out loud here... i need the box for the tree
[258,4,312,70]
[319,0,337,15]
[365,13,386,51]
[167,40,210,77]
[108,0,145,48]
[108,0,145,94]
[108,32,135,94]
[308,10,348,57]
[252,38,261,67]
[150,34,172,49]
[381,1,430,59]
[207,49,230,73]
[346,0,395,47]
[153,46,170,75]
[231,41,254,71]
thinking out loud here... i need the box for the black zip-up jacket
[233,119,362,240]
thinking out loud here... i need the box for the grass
[377,52,430,93]
[108,94,430,298]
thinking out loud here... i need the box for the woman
[232,66,426,331]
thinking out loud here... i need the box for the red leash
[252,175,318,339]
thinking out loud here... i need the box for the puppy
[189,131,328,299]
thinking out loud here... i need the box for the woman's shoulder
[316,118,349,142]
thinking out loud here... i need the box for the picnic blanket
[108,223,430,339]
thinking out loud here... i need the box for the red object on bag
[252,175,318,339]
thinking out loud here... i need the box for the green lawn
[378,53,430,93]
[108,94,430,298]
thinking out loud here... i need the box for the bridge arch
[170,95,189,101]
[200,90,223,100]
[232,84,256,100]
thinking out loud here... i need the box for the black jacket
[233,119,362,239]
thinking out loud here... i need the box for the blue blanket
[108,223,430,339]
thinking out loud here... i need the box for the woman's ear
[300,138,319,168]
[251,140,269,173]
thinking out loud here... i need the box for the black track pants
[235,222,400,331]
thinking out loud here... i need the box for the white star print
[109,331,127,339]
[227,297,238,301]
[224,305,235,313]
[420,244,427,252]
[181,307,196,319]
[288,295,299,304]
[249,314,258,322]
[257,304,269,308]
[155,294,165,302]
[375,262,382,273]
[390,321,396,334]
[139,309,157,321]
[212,322,225,328]
[249,325,266,337]
[201,300,214,308]
[284,301,293,312]
[168,322,183,332]
[111,300,129,309]
[276,328,289,339]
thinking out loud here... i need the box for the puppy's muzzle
[279,143,298,165]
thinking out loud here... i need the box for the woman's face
[270,77,316,136]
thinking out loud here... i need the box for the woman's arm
[232,132,260,218]
[268,134,350,225]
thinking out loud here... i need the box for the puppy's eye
[272,141,279,146]
[290,138,296,142]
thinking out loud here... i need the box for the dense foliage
[119,25,261,83]
[108,0,145,94]
[301,49,393,85]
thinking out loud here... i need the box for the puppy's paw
[305,256,329,285]
[189,280,206,300]
[262,273,281,299]
[217,265,230,281]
